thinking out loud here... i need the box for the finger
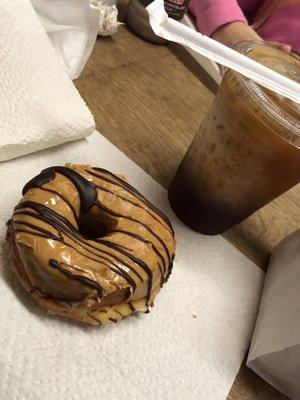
[267,41,292,53]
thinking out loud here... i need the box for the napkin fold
[0,0,95,163]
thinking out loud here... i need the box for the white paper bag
[31,0,100,79]
[248,229,300,399]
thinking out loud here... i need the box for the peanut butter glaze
[7,164,175,325]
[22,166,97,213]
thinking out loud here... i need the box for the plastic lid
[233,41,300,148]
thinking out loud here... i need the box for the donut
[6,164,175,325]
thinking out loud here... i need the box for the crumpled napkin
[92,0,121,37]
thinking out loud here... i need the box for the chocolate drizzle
[14,202,142,287]
[11,165,175,315]
[49,259,103,297]
[33,286,85,303]
[22,166,96,213]
[90,168,174,234]
[94,202,171,264]
[128,301,136,312]
[112,229,167,272]
[40,187,78,219]
[95,238,153,306]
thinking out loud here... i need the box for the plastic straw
[147,0,300,104]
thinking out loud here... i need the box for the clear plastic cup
[169,42,300,234]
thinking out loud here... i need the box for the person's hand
[211,21,291,52]
[211,21,291,74]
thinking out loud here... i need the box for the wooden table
[75,24,299,400]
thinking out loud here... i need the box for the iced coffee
[169,42,300,234]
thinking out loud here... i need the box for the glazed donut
[6,164,175,325]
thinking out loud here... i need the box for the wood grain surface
[75,24,298,400]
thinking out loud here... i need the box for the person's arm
[189,0,248,38]
[189,0,291,52]
[211,21,261,47]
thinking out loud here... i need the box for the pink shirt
[188,0,300,53]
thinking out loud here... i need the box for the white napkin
[248,229,300,400]
[0,131,264,400]
[0,0,95,163]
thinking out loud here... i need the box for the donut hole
[78,214,107,240]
